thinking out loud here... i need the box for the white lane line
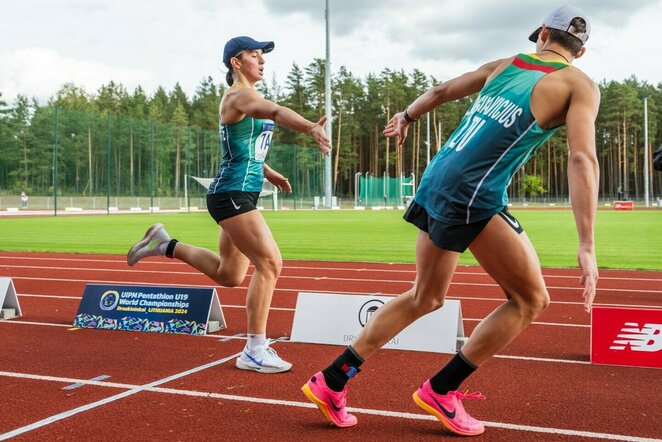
[0,352,241,441]
[493,354,590,365]
[63,375,111,390]
[0,320,70,327]
[15,288,662,311]
[1,301,593,329]
[2,260,662,282]
[219,332,245,342]
[0,319,596,365]
[4,263,662,288]
[0,371,657,442]
[8,274,662,295]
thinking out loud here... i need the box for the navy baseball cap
[528,6,591,44]
[223,36,275,68]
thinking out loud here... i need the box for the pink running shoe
[412,380,486,436]
[301,371,357,427]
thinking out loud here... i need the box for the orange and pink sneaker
[412,380,486,436]
[301,371,358,427]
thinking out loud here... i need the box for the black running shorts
[403,201,524,252]
[207,191,260,223]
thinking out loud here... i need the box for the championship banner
[73,284,225,336]
[591,306,662,369]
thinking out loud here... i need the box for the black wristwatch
[404,107,417,123]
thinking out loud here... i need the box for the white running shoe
[127,223,171,266]
[236,340,292,374]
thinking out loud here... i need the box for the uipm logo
[609,322,662,352]
[358,299,384,327]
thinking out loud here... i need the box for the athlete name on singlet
[466,95,524,129]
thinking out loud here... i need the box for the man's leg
[460,214,549,366]
[412,214,547,436]
[351,230,460,359]
[302,230,460,427]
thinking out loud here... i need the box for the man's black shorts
[403,201,524,252]
[207,191,260,223]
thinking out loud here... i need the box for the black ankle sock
[321,346,364,392]
[429,351,478,395]
[165,239,179,258]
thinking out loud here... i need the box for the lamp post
[643,95,650,207]
[324,0,332,208]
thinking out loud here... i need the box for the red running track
[0,252,661,441]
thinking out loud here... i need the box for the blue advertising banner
[73,284,225,336]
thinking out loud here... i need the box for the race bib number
[254,122,275,161]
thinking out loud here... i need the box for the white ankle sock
[247,333,266,351]
[156,240,170,256]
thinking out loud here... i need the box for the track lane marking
[8,275,662,296]
[13,285,662,311]
[0,320,598,365]
[2,259,662,282]
[0,352,242,441]
[0,370,657,442]
[63,375,111,390]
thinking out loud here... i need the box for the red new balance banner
[591,307,662,369]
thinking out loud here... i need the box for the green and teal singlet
[415,53,569,224]
[208,116,275,194]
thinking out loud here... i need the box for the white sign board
[291,292,464,354]
[0,277,22,319]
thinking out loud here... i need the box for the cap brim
[528,27,541,43]
[248,40,274,54]
[261,41,275,54]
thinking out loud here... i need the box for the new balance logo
[609,322,662,352]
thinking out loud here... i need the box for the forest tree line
[0,60,660,200]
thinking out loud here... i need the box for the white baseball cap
[528,5,591,44]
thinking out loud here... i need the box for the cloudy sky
[1,0,660,104]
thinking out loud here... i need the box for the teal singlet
[208,116,275,194]
[415,53,569,224]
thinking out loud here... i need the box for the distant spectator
[20,192,28,208]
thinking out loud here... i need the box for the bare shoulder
[565,67,600,112]
[222,86,258,107]
[563,67,599,95]
[220,86,263,123]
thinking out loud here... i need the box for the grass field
[0,209,660,270]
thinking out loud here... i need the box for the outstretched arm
[566,77,600,313]
[227,88,330,156]
[384,57,510,147]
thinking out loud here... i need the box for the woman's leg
[218,210,282,335]
[173,227,250,288]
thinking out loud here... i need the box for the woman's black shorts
[403,201,524,252]
[207,191,260,223]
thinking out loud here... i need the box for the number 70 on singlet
[448,116,486,152]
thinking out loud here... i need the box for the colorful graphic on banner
[73,284,225,336]
[591,306,662,369]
